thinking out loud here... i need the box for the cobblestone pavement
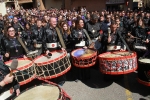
[61,69,150,100]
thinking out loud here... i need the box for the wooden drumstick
[108,27,111,37]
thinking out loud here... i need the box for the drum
[98,51,137,75]
[5,58,35,85]
[138,58,150,86]
[34,50,71,79]
[71,48,97,68]
[13,84,71,100]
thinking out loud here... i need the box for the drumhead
[139,58,150,64]
[72,48,95,57]
[102,51,132,58]
[14,85,60,100]
[34,51,65,63]
[5,59,32,69]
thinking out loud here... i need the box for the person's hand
[5,53,9,58]
[120,49,125,51]
[61,48,65,51]
[23,55,27,59]
[108,36,111,43]
[83,46,87,49]
[10,88,20,96]
[146,39,149,43]
[16,89,20,96]
[46,50,50,55]
[34,44,36,47]
[3,74,14,84]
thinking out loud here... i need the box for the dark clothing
[0,60,20,94]
[30,24,37,31]
[85,21,101,39]
[99,21,108,33]
[22,29,34,51]
[1,37,26,61]
[102,30,124,52]
[11,22,22,34]
[61,31,73,53]
[133,26,150,58]
[123,17,134,32]
[43,27,62,52]
[143,17,150,26]
[0,20,4,33]
[32,27,44,45]
[71,28,89,48]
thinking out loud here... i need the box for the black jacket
[0,60,20,94]
[85,21,101,39]
[71,28,89,48]
[1,37,26,61]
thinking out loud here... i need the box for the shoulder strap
[17,36,29,53]
[83,29,91,42]
[117,30,131,53]
[55,27,66,49]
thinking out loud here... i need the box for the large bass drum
[34,50,71,79]
[138,58,150,86]
[98,51,137,75]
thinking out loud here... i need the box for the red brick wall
[70,0,106,12]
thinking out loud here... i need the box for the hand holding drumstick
[108,27,111,43]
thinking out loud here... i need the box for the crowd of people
[0,7,150,98]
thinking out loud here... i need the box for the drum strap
[83,29,92,42]
[55,27,66,49]
[17,36,29,53]
[117,29,131,53]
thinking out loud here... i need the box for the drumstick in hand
[9,59,18,77]
[108,27,111,37]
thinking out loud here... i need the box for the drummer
[43,17,66,86]
[1,26,27,61]
[71,18,91,81]
[102,21,125,52]
[32,19,44,56]
[102,21,127,81]
[0,60,20,97]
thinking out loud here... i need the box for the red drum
[71,48,97,68]
[5,58,35,85]
[98,51,137,75]
[34,50,71,79]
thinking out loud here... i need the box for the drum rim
[138,58,150,64]
[12,84,62,100]
[5,58,33,71]
[33,50,67,66]
[98,51,137,60]
[137,78,150,86]
[71,48,97,59]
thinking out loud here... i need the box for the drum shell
[138,60,150,86]
[98,51,138,75]
[5,58,35,85]
[34,50,71,79]
[71,48,97,68]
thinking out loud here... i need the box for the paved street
[61,68,150,100]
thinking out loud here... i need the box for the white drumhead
[139,58,150,64]
[0,90,12,100]
[6,59,32,68]
[14,85,60,100]
[34,51,65,63]
[102,51,131,58]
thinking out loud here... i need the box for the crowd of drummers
[1,7,150,98]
